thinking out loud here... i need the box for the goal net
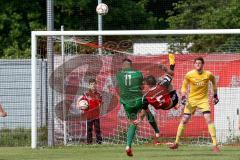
[32,30,240,148]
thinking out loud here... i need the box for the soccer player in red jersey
[142,74,178,111]
[143,53,178,111]
[77,78,103,144]
[134,54,178,144]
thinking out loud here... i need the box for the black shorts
[169,90,178,108]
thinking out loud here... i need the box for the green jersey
[116,68,143,103]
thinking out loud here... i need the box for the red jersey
[144,84,172,110]
[79,90,102,119]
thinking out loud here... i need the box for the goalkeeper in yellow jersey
[169,57,220,153]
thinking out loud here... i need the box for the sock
[175,124,185,144]
[169,53,175,63]
[127,124,137,148]
[208,123,217,146]
[146,111,159,134]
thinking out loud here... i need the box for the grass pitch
[0,145,239,160]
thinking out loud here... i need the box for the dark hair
[143,75,156,87]
[89,78,96,84]
[194,57,204,64]
[122,58,132,64]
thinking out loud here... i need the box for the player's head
[89,78,97,91]
[142,75,156,92]
[194,57,204,72]
[122,58,132,70]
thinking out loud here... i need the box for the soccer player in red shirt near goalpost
[77,78,103,144]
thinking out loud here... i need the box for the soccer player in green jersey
[116,58,159,156]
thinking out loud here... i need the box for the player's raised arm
[157,54,175,87]
[180,74,189,105]
[181,74,189,95]
[159,65,174,77]
[209,73,217,95]
[168,53,175,72]
[159,53,175,77]
[209,73,219,104]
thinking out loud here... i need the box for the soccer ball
[77,99,89,110]
[96,3,108,15]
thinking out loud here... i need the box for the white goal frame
[31,29,240,148]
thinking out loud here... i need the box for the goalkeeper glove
[213,94,219,105]
[181,95,187,106]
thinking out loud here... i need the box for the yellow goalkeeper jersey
[181,69,217,101]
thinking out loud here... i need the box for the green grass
[0,145,239,160]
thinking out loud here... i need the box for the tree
[54,0,161,30]
[0,0,166,58]
[166,0,240,53]
[0,0,45,58]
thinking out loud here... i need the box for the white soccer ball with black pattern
[77,99,89,110]
[96,3,108,15]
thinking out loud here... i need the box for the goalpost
[31,29,240,149]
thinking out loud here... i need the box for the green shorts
[120,97,143,120]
